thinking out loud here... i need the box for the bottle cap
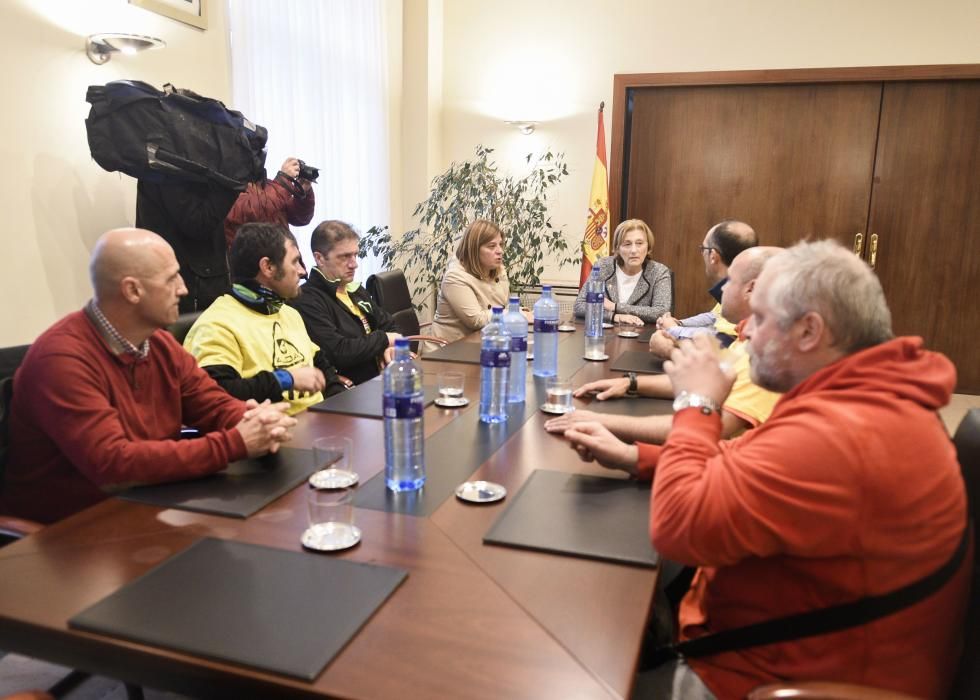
[542,285,552,291]
[395,338,410,348]
[509,295,519,303]
[491,306,503,313]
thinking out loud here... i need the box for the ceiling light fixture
[505,121,538,136]
[86,33,166,65]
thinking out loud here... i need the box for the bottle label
[586,292,604,303]
[383,395,424,418]
[510,337,527,352]
[480,349,511,368]
[534,319,558,334]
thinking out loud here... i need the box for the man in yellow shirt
[184,223,346,414]
[545,247,782,443]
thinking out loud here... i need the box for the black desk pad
[634,326,656,343]
[69,538,407,681]
[609,350,665,375]
[586,396,673,418]
[483,469,659,567]
[118,446,314,519]
[356,338,587,517]
[421,341,481,364]
[309,379,439,418]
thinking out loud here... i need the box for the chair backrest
[0,344,30,382]
[951,408,980,699]
[166,311,203,345]
[366,270,422,338]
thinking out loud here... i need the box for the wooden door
[624,83,882,318]
[867,80,980,393]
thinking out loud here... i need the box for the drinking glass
[616,318,640,338]
[310,436,357,489]
[305,484,359,550]
[437,371,467,406]
[545,378,574,413]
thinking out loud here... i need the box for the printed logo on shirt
[271,321,306,368]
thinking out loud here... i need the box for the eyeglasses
[698,245,716,255]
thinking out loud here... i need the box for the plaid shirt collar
[86,299,150,360]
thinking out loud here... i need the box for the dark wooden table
[0,327,666,699]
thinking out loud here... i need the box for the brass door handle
[869,233,879,270]
[853,232,865,257]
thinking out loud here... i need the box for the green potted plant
[360,145,578,311]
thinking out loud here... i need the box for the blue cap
[395,338,410,348]
[491,306,503,313]
[509,295,519,303]
[542,285,552,291]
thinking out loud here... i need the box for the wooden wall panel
[868,80,980,392]
[624,83,881,317]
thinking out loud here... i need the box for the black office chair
[749,408,980,700]
[165,311,202,345]
[366,269,447,352]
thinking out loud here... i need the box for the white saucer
[301,523,362,551]
[435,396,469,408]
[308,468,359,489]
[540,403,575,415]
[602,322,614,329]
[557,324,576,332]
[455,480,507,504]
[617,331,640,338]
[583,353,610,361]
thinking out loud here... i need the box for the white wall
[437,0,980,283]
[0,0,231,345]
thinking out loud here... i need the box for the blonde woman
[573,219,672,325]
[424,220,526,353]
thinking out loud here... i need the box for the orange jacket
[639,337,970,699]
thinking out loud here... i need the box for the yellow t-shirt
[184,295,323,415]
[710,302,738,338]
[336,288,372,334]
[722,336,781,429]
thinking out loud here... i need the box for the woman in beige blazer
[423,220,517,353]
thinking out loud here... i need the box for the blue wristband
[273,368,293,390]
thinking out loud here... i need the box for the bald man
[648,220,759,358]
[1,228,295,524]
[546,247,782,448]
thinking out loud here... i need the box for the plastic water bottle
[383,338,425,491]
[584,266,606,359]
[503,296,527,403]
[532,286,559,377]
[479,307,511,423]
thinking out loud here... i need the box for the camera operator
[223,156,317,249]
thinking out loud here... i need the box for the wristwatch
[626,372,639,397]
[672,391,721,415]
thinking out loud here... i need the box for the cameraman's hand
[279,157,301,180]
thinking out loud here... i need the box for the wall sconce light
[86,33,166,65]
[506,121,538,136]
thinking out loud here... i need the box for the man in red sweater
[565,240,970,699]
[1,228,296,524]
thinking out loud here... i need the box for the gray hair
[762,240,893,352]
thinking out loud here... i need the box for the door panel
[868,80,980,392]
[625,83,882,318]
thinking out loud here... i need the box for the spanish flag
[580,102,610,285]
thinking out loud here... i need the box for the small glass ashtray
[455,480,507,504]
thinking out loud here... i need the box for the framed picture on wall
[130,0,208,30]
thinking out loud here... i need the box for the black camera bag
[85,80,268,192]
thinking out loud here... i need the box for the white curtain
[228,0,389,281]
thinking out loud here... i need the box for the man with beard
[564,240,970,699]
[184,222,347,415]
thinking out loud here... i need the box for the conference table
[0,326,670,699]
